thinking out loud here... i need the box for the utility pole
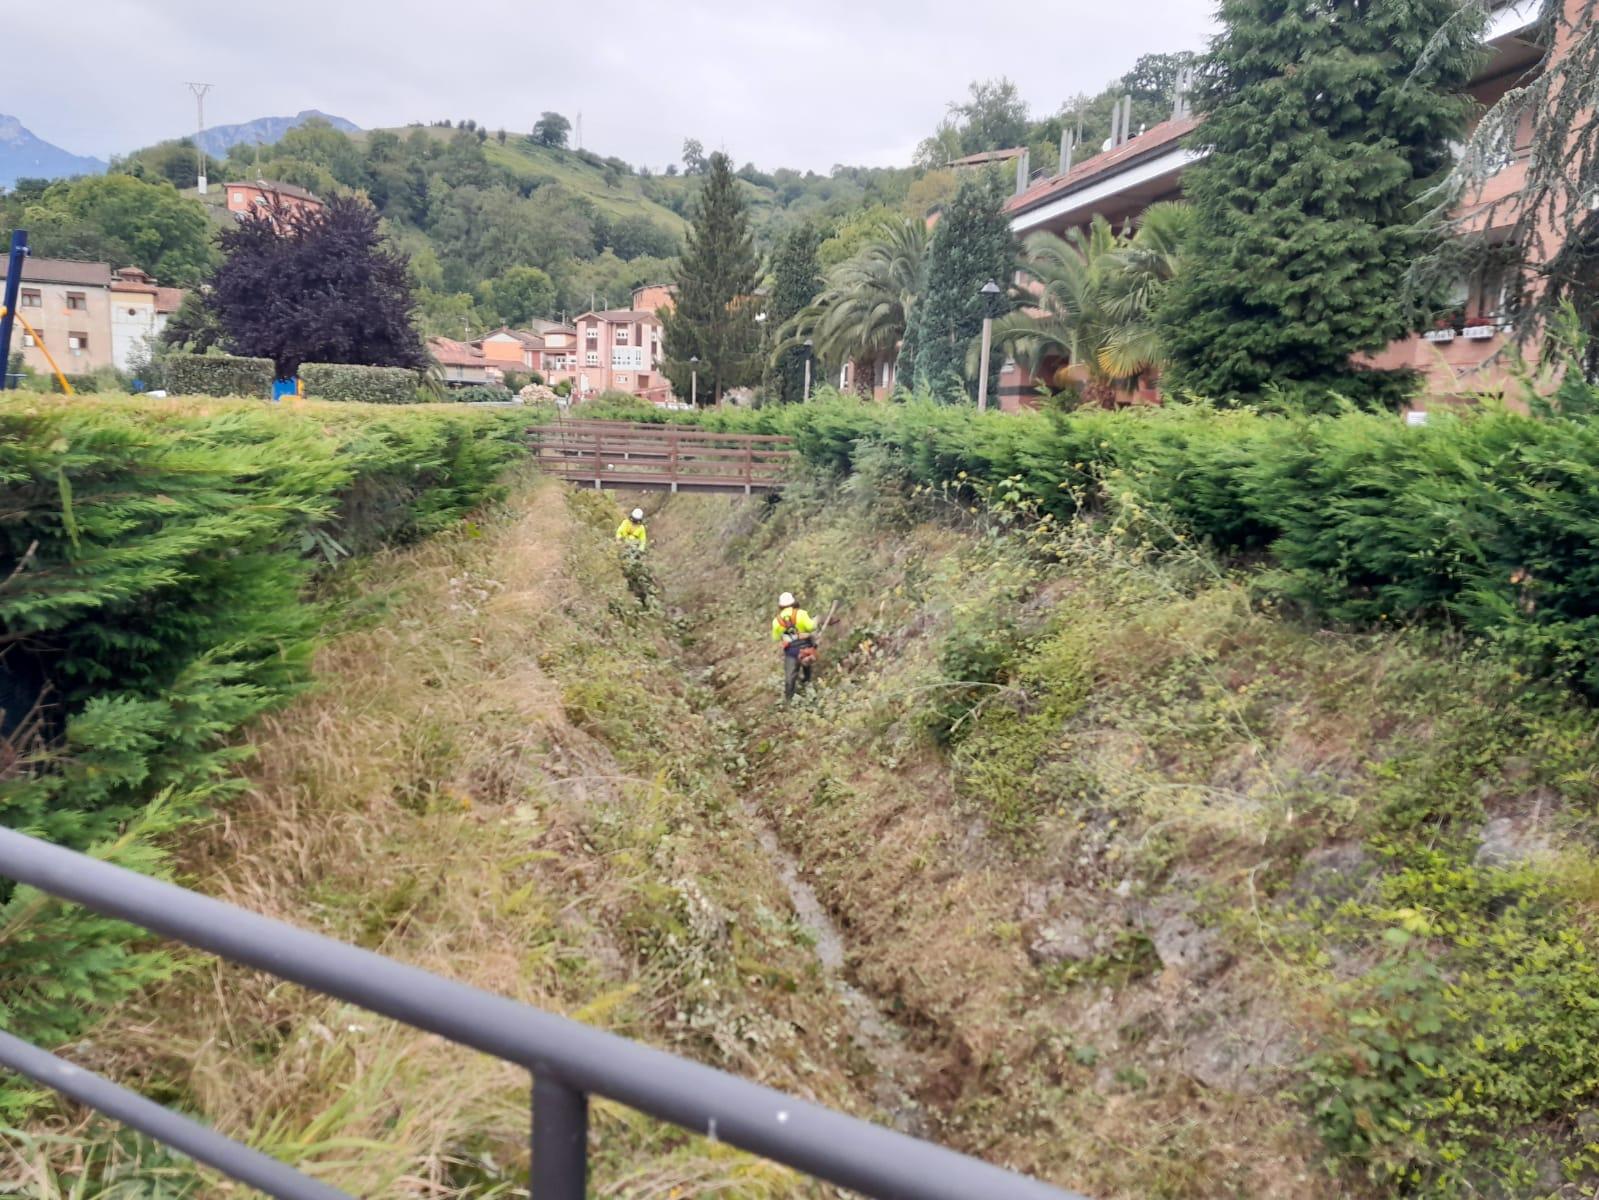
[576,111,583,151]
[1,230,29,390]
[187,82,213,193]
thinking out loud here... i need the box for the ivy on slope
[0,397,524,1064]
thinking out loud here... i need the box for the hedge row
[162,353,276,398]
[606,389,1599,692]
[0,397,528,1062]
[301,362,421,405]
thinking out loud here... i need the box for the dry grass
[4,475,869,1198]
[645,489,1399,1198]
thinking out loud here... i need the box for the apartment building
[2,258,187,377]
[564,308,668,402]
[1001,0,1560,408]
[3,257,115,374]
[109,267,184,372]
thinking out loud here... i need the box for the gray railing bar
[532,1073,588,1200]
[0,1029,352,1200]
[0,827,1082,1200]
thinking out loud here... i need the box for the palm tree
[777,217,929,394]
[984,202,1189,404]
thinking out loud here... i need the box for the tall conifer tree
[661,152,761,405]
[1157,0,1485,403]
[764,223,824,403]
[911,173,1016,403]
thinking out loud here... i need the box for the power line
[186,82,213,194]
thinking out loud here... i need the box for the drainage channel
[699,695,928,1139]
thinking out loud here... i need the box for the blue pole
[0,230,28,390]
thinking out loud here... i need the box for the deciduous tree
[207,194,426,377]
[532,112,571,149]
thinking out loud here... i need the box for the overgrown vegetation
[0,396,525,1085]
[3,477,875,1196]
[606,377,1599,694]
[652,449,1599,1197]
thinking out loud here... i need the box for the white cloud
[12,0,1217,170]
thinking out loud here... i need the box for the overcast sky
[12,1,1219,172]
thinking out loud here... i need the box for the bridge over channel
[529,419,792,494]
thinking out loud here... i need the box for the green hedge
[625,387,1599,691]
[301,362,422,405]
[0,396,527,1071]
[162,353,276,399]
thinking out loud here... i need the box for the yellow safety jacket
[616,518,647,547]
[771,606,817,645]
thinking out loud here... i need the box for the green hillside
[109,118,936,337]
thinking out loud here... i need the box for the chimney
[1014,148,1031,194]
[1172,67,1195,120]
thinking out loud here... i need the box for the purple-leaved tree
[208,192,426,378]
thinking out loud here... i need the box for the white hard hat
[631,508,645,521]
[778,592,796,608]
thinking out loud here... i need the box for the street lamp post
[976,279,1002,413]
[689,355,699,408]
[803,339,813,402]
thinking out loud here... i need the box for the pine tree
[910,173,1016,403]
[661,153,761,404]
[1157,0,1485,403]
[764,223,824,403]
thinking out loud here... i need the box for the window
[68,331,88,355]
[19,289,40,308]
[585,326,599,341]
[615,326,630,344]
[231,191,245,204]
[585,350,600,367]
[617,375,630,386]
[66,293,87,311]
[21,333,35,347]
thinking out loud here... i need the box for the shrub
[451,384,515,404]
[655,384,1599,693]
[300,362,421,405]
[163,353,275,398]
[0,396,527,1082]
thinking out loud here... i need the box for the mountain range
[0,115,107,188]
[0,110,362,190]
[194,109,360,156]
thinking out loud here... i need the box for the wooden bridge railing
[529,420,793,494]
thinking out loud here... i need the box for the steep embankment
[647,474,1599,1200]
[5,476,894,1197]
[24,456,1599,1199]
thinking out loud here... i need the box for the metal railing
[0,826,1085,1200]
